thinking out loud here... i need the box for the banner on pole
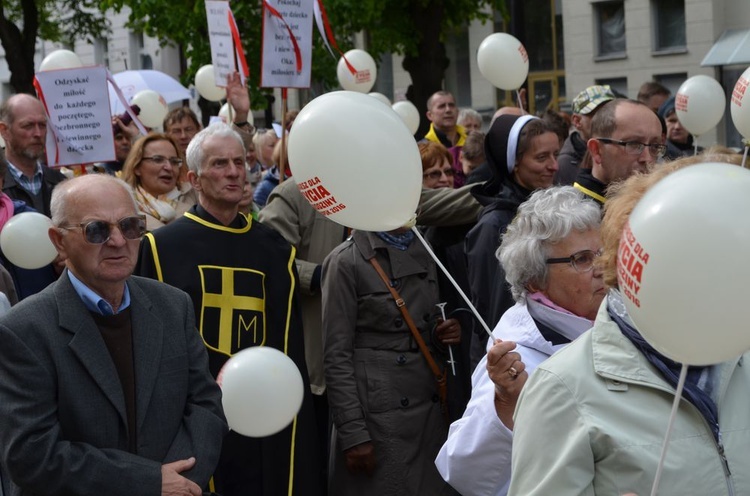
[34,66,115,167]
[261,0,314,88]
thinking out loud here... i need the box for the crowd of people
[0,70,745,496]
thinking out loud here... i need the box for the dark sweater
[91,308,136,453]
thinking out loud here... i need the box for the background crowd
[0,71,745,496]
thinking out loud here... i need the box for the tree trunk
[402,2,449,139]
[0,0,39,95]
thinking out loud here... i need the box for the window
[596,77,627,97]
[595,1,626,57]
[655,73,688,96]
[652,0,686,52]
[94,37,109,67]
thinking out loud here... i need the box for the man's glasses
[596,138,667,158]
[423,169,455,181]
[546,248,603,273]
[142,155,183,167]
[60,215,147,244]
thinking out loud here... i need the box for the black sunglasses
[60,215,147,244]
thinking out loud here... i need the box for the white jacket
[434,299,593,496]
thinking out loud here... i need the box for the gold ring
[508,366,519,379]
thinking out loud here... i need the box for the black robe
[136,205,322,496]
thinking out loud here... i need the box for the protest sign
[34,66,115,167]
[261,0,314,88]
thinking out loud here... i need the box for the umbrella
[108,69,192,114]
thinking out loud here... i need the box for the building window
[655,72,688,96]
[652,0,686,52]
[94,37,109,67]
[596,76,627,97]
[595,1,626,57]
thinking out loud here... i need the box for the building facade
[1,1,747,146]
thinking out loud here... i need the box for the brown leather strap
[367,257,444,380]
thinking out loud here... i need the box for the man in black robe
[136,123,322,496]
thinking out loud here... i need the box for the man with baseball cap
[554,85,616,185]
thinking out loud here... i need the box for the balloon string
[650,363,688,496]
[411,226,494,338]
[742,145,749,169]
[693,135,699,156]
[515,90,525,115]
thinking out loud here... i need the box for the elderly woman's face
[538,228,605,320]
[513,131,559,191]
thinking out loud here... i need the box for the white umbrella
[108,70,192,114]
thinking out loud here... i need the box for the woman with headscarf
[509,152,750,496]
[121,133,197,231]
[436,186,603,496]
[465,114,560,367]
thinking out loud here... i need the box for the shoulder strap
[367,256,444,380]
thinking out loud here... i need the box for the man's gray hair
[498,186,602,302]
[50,175,138,226]
[186,123,245,175]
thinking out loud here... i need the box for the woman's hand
[434,318,461,345]
[487,339,528,429]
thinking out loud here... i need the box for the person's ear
[587,138,603,165]
[48,227,67,260]
[571,114,582,131]
[187,170,201,191]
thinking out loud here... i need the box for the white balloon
[368,92,391,106]
[39,50,83,72]
[220,347,304,438]
[392,100,420,135]
[337,49,377,93]
[288,91,421,232]
[0,212,57,269]
[195,65,226,102]
[618,163,750,365]
[674,75,726,136]
[219,103,236,123]
[477,33,529,90]
[131,90,168,128]
[730,66,750,139]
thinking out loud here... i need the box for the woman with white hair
[435,186,604,496]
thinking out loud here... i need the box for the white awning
[702,29,750,66]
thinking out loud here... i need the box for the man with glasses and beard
[0,94,66,217]
[0,174,226,496]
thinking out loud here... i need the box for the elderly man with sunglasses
[0,174,226,496]
[572,99,665,206]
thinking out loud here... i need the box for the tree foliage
[0,0,109,94]
[99,0,339,111]
[99,0,508,127]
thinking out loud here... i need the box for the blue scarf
[375,230,415,251]
[607,295,720,443]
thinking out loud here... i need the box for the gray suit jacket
[0,272,227,496]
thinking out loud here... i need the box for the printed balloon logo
[617,222,650,308]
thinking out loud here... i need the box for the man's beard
[20,144,45,161]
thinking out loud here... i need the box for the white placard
[261,0,314,88]
[205,0,234,86]
[34,66,115,167]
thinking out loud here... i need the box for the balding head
[0,94,48,168]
